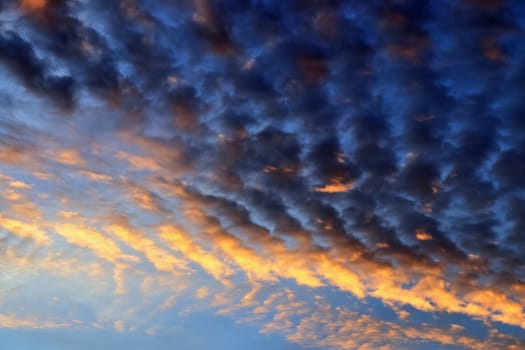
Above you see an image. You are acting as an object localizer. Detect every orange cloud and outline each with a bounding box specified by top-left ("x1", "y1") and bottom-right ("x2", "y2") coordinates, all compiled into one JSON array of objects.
[
  {"x1": 116, "y1": 132, "x2": 189, "y2": 176},
  {"x1": 57, "y1": 211, "x2": 80, "y2": 219},
  {"x1": 55, "y1": 149, "x2": 87, "y2": 167},
  {"x1": 105, "y1": 223, "x2": 188, "y2": 272},
  {"x1": 33, "y1": 171, "x2": 51, "y2": 180},
  {"x1": 161, "y1": 186, "x2": 323, "y2": 288},
  {"x1": 113, "y1": 320, "x2": 125, "y2": 332},
  {"x1": 52, "y1": 223, "x2": 135, "y2": 264},
  {"x1": 158, "y1": 224, "x2": 233, "y2": 282},
  {"x1": 115, "y1": 150, "x2": 161, "y2": 171},
  {"x1": 210, "y1": 230, "x2": 275, "y2": 281},
  {"x1": 366, "y1": 267, "x2": 525, "y2": 329},
  {"x1": 78, "y1": 170, "x2": 112, "y2": 182},
  {"x1": 1, "y1": 189, "x2": 24, "y2": 201},
  {"x1": 415, "y1": 229, "x2": 433, "y2": 241},
  {"x1": 8, "y1": 180, "x2": 32, "y2": 189},
  {"x1": 196, "y1": 286, "x2": 210, "y2": 299},
  {"x1": 465, "y1": 288, "x2": 525, "y2": 328},
  {"x1": 0, "y1": 147, "x2": 34, "y2": 165},
  {"x1": 272, "y1": 252, "x2": 324, "y2": 288},
  {"x1": 0, "y1": 215, "x2": 49, "y2": 243},
  {"x1": 0, "y1": 313, "x2": 68, "y2": 329},
  {"x1": 314, "y1": 178, "x2": 354, "y2": 193},
  {"x1": 152, "y1": 177, "x2": 525, "y2": 330},
  {"x1": 279, "y1": 299, "x2": 523, "y2": 350},
  {"x1": 124, "y1": 183, "x2": 164, "y2": 212},
  {"x1": 8, "y1": 202, "x2": 42, "y2": 220},
  {"x1": 20, "y1": 0, "x2": 46, "y2": 11},
  {"x1": 317, "y1": 256, "x2": 365, "y2": 298}
]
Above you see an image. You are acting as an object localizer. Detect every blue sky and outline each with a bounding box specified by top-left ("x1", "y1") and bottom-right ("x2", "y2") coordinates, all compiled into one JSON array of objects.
[{"x1": 0, "y1": 0, "x2": 524, "y2": 349}]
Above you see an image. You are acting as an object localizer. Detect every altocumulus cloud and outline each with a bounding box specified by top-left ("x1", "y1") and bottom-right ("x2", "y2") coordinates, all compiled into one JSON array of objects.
[{"x1": 0, "y1": 0, "x2": 524, "y2": 349}]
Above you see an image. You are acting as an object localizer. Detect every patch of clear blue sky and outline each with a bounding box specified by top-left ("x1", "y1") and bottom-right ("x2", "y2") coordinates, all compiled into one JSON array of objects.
[{"x1": 0, "y1": 311, "x2": 309, "y2": 350}]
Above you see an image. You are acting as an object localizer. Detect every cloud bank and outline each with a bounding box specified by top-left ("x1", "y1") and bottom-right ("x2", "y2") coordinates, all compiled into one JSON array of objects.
[{"x1": 0, "y1": 0, "x2": 524, "y2": 349}]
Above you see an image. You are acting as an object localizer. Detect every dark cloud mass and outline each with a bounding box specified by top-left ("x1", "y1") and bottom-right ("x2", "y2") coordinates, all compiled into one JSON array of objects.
[{"x1": 1, "y1": 0, "x2": 525, "y2": 349}]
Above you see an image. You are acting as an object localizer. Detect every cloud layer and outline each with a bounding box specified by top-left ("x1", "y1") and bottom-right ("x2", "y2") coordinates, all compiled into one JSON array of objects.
[{"x1": 0, "y1": 0, "x2": 524, "y2": 349}]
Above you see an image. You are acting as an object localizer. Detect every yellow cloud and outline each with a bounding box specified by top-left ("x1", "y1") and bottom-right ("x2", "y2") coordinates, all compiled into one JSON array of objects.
[
  {"x1": 160, "y1": 181, "x2": 525, "y2": 330},
  {"x1": 8, "y1": 180, "x2": 31, "y2": 189},
  {"x1": 105, "y1": 224, "x2": 188, "y2": 272},
  {"x1": 52, "y1": 223, "x2": 134, "y2": 264},
  {"x1": 158, "y1": 224, "x2": 233, "y2": 282},
  {"x1": 57, "y1": 211, "x2": 80, "y2": 219},
  {"x1": 0, "y1": 215, "x2": 49, "y2": 243},
  {"x1": 317, "y1": 255, "x2": 365, "y2": 299},
  {"x1": 172, "y1": 198, "x2": 325, "y2": 288},
  {"x1": 196, "y1": 286, "x2": 210, "y2": 299}
]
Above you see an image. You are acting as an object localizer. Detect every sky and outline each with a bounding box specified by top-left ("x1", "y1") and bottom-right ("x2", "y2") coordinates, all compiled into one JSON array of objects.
[{"x1": 0, "y1": 0, "x2": 524, "y2": 349}]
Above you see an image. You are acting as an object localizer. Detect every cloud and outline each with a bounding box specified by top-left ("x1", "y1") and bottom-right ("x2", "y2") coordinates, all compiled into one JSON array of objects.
[
  {"x1": 158, "y1": 223, "x2": 233, "y2": 283},
  {"x1": 20, "y1": 0, "x2": 46, "y2": 12},
  {"x1": 0, "y1": 31, "x2": 75, "y2": 108},
  {"x1": 104, "y1": 217, "x2": 189, "y2": 272},
  {"x1": 113, "y1": 320, "x2": 125, "y2": 332},
  {"x1": 0, "y1": 313, "x2": 68, "y2": 329},
  {"x1": 0, "y1": 0, "x2": 524, "y2": 348},
  {"x1": 0, "y1": 215, "x2": 49, "y2": 244},
  {"x1": 52, "y1": 222, "x2": 136, "y2": 264},
  {"x1": 313, "y1": 179, "x2": 354, "y2": 193},
  {"x1": 55, "y1": 149, "x2": 87, "y2": 167},
  {"x1": 115, "y1": 151, "x2": 161, "y2": 172}
]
